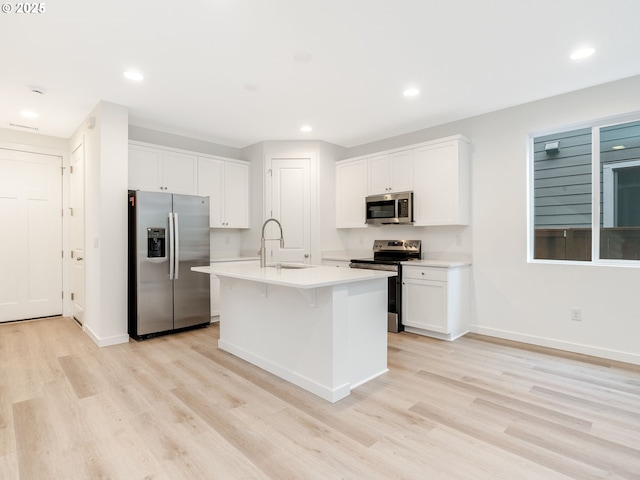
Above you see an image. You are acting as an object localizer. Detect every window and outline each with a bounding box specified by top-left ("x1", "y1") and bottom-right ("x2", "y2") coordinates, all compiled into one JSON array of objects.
[
  {"x1": 600, "y1": 120, "x2": 640, "y2": 260},
  {"x1": 531, "y1": 118, "x2": 640, "y2": 263}
]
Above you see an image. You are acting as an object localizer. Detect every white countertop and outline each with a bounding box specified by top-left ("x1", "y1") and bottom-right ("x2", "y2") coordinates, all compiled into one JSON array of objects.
[
  {"x1": 402, "y1": 259, "x2": 471, "y2": 268},
  {"x1": 321, "y1": 251, "x2": 470, "y2": 268},
  {"x1": 210, "y1": 257, "x2": 259, "y2": 263},
  {"x1": 192, "y1": 263, "x2": 396, "y2": 289},
  {"x1": 321, "y1": 251, "x2": 371, "y2": 262}
]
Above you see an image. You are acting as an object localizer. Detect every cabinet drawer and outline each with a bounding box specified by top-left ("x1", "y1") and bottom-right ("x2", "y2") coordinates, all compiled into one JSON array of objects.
[{"x1": 402, "y1": 266, "x2": 448, "y2": 282}]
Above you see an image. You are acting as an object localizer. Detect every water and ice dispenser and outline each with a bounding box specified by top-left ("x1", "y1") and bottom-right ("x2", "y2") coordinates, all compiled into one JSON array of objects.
[{"x1": 147, "y1": 228, "x2": 166, "y2": 258}]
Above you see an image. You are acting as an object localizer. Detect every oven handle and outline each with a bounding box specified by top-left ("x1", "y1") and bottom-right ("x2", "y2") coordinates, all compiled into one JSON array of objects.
[{"x1": 349, "y1": 262, "x2": 399, "y2": 273}]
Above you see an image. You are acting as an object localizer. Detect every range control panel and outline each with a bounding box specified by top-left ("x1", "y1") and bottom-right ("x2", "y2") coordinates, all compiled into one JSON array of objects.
[{"x1": 372, "y1": 240, "x2": 421, "y2": 253}]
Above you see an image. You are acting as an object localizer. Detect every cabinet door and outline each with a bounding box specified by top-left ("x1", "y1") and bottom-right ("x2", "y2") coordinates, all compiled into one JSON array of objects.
[
  {"x1": 413, "y1": 140, "x2": 469, "y2": 225},
  {"x1": 390, "y1": 150, "x2": 414, "y2": 192},
  {"x1": 197, "y1": 157, "x2": 224, "y2": 227},
  {"x1": 402, "y1": 278, "x2": 449, "y2": 333},
  {"x1": 336, "y1": 159, "x2": 368, "y2": 228},
  {"x1": 223, "y1": 161, "x2": 249, "y2": 228},
  {"x1": 128, "y1": 145, "x2": 163, "y2": 191},
  {"x1": 368, "y1": 154, "x2": 390, "y2": 194},
  {"x1": 163, "y1": 151, "x2": 198, "y2": 195}
]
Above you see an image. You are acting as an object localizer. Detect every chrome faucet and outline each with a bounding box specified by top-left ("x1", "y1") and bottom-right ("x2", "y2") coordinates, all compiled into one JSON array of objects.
[{"x1": 260, "y1": 218, "x2": 285, "y2": 267}]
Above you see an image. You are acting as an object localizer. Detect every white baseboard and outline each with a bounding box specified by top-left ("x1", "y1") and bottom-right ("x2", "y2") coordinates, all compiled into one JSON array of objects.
[
  {"x1": 219, "y1": 339, "x2": 351, "y2": 403},
  {"x1": 83, "y1": 324, "x2": 129, "y2": 348},
  {"x1": 469, "y1": 325, "x2": 640, "y2": 366}
]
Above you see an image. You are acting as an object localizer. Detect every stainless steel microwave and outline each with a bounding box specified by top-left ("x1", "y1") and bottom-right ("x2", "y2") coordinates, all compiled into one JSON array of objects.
[{"x1": 365, "y1": 191, "x2": 413, "y2": 225}]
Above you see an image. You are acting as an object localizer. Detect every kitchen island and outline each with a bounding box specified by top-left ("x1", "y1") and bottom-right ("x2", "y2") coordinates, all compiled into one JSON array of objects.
[{"x1": 192, "y1": 263, "x2": 395, "y2": 402}]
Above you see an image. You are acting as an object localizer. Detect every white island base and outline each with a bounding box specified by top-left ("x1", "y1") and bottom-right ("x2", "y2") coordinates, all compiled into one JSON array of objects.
[{"x1": 203, "y1": 265, "x2": 392, "y2": 403}]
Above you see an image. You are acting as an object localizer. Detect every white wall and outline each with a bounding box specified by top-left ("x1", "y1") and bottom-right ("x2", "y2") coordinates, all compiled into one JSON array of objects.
[
  {"x1": 240, "y1": 140, "x2": 346, "y2": 263},
  {"x1": 71, "y1": 101, "x2": 129, "y2": 347},
  {"x1": 129, "y1": 125, "x2": 242, "y2": 159},
  {"x1": 345, "y1": 75, "x2": 640, "y2": 364},
  {"x1": 0, "y1": 128, "x2": 68, "y2": 151}
]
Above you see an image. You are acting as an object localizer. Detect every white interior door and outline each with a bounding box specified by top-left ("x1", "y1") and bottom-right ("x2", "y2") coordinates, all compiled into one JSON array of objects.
[
  {"x1": 70, "y1": 143, "x2": 85, "y2": 324},
  {"x1": 265, "y1": 157, "x2": 311, "y2": 264},
  {"x1": 0, "y1": 148, "x2": 62, "y2": 322}
]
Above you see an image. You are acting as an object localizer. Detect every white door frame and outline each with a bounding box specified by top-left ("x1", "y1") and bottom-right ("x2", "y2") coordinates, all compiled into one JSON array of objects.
[
  {"x1": 264, "y1": 152, "x2": 318, "y2": 264},
  {"x1": 70, "y1": 140, "x2": 85, "y2": 324}
]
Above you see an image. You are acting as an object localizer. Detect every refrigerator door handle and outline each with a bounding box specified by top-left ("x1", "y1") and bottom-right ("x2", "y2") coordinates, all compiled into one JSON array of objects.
[
  {"x1": 174, "y1": 212, "x2": 180, "y2": 280},
  {"x1": 168, "y1": 212, "x2": 175, "y2": 280}
]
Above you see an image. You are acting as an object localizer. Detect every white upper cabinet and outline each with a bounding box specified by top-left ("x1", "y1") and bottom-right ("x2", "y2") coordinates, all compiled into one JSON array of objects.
[
  {"x1": 367, "y1": 150, "x2": 414, "y2": 194},
  {"x1": 335, "y1": 158, "x2": 368, "y2": 228},
  {"x1": 336, "y1": 135, "x2": 470, "y2": 228},
  {"x1": 197, "y1": 156, "x2": 249, "y2": 228},
  {"x1": 128, "y1": 142, "x2": 250, "y2": 228},
  {"x1": 413, "y1": 136, "x2": 470, "y2": 226},
  {"x1": 128, "y1": 145, "x2": 162, "y2": 190},
  {"x1": 128, "y1": 144, "x2": 197, "y2": 195}
]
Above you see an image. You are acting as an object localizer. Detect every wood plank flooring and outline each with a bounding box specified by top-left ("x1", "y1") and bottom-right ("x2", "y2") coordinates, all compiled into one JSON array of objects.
[{"x1": 1, "y1": 317, "x2": 639, "y2": 479}]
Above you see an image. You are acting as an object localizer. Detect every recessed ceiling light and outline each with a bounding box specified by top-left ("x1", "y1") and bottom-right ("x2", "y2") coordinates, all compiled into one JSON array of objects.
[
  {"x1": 570, "y1": 47, "x2": 595, "y2": 60},
  {"x1": 21, "y1": 110, "x2": 38, "y2": 119},
  {"x1": 124, "y1": 71, "x2": 144, "y2": 81},
  {"x1": 403, "y1": 88, "x2": 420, "y2": 97},
  {"x1": 612, "y1": 145, "x2": 626, "y2": 150},
  {"x1": 300, "y1": 125, "x2": 312, "y2": 132},
  {"x1": 294, "y1": 52, "x2": 312, "y2": 64}
]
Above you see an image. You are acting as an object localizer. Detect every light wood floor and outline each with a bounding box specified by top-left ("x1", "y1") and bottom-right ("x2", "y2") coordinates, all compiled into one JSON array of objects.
[{"x1": 1, "y1": 317, "x2": 639, "y2": 479}]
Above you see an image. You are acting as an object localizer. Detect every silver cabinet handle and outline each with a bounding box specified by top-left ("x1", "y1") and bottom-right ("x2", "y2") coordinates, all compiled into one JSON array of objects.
[{"x1": 76, "y1": 257, "x2": 83, "y2": 261}]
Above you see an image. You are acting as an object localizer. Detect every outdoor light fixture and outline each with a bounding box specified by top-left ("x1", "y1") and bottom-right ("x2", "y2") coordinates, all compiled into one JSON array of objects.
[{"x1": 545, "y1": 141, "x2": 560, "y2": 153}]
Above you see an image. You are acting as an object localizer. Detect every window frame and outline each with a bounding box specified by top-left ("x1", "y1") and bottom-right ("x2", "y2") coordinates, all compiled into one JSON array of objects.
[
  {"x1": 528, "y1": 111, "x2": 640, "y2": 267},
  {"x1": 602, "y1": 159, "x2": 640, "y2": 227}
]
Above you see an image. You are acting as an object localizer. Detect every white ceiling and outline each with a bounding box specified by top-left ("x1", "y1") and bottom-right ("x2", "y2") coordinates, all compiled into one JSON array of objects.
[{"x1": 2, "y1": 0, "x2": 640, "y2": 148}]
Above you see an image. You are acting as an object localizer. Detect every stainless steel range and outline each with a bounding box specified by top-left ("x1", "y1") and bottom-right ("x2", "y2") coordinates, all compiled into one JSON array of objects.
[{"x1": 350, "y1": 240, "x2": 421, "y2": 333}]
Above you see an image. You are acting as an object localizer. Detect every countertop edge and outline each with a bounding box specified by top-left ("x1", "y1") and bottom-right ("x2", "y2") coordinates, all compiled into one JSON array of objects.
[{"x1": 192, "y1": 265, "x2": 395, "y2": 289}]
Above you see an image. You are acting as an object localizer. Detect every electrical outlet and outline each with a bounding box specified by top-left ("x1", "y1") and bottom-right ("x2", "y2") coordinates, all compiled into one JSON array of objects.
[
  {"x1": 456, "y1": 234, "x2": 462, "y2": 247},
  {"x1": 571, "y1": 308, "x2": 582, "y2": 321}
]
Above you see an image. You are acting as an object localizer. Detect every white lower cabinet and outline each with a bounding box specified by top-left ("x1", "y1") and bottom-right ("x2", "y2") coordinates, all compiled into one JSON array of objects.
[
  {"x1": 402, "y1": 264, "x2": 470, "y2": 341},
  {"x1": 210, "y1": 259, "x2": 259, "y2": 318}
]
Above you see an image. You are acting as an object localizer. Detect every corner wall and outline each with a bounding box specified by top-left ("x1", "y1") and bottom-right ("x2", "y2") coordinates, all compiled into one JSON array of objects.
[
  {"x1": 346, "y1": 75, "x2": 640, "y2": 365},
  {"x1": 71, "y1": 101, "x2": 129, "y2": 347}
]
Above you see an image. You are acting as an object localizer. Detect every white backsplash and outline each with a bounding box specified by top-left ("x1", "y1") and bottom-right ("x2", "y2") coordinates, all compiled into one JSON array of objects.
[{"x1": 336, "y1": 224, "x2": 472, "y2": 262}]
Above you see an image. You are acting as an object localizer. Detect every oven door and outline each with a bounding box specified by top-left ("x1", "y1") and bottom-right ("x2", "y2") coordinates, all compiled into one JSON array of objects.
[{"x1": 365, "y1": 195, "x2": 397, "y2": 225}]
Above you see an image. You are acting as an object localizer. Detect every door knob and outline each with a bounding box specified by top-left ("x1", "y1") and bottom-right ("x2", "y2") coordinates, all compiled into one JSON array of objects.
[
  {"x1": 304, "y1": 254, "x2": 309, "y2": 258},
  {"x1": 76, "y1": 257, "x2": 83, "y2": 261}
]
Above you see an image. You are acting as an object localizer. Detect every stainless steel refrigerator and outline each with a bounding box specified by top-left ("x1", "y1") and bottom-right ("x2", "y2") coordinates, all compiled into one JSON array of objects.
[{"x1": 128, "y1": 190, "x2": 210, "y2": 340}]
